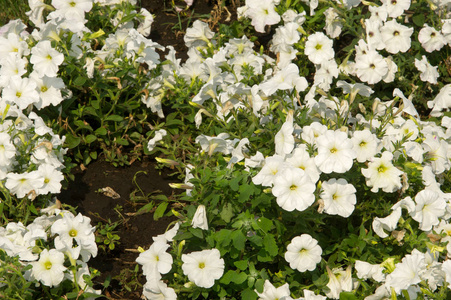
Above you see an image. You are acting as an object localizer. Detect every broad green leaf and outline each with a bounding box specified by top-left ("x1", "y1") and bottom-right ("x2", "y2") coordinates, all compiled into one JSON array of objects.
[
  {"x1": 73, "y1": 76, "x2": 86, "y2": 86},
  {"x1": 340, "y1": 292, "x2": 358, "y2": 300},
  {"x1": 241, "y1": 288, "x2": 258, "y2": 300},
  {"x1": 220, "y1": 203, "x2": 234, "y2": 223},
  {"x1": 232, "y1": 230, "x2": 246, "y2": 251},
  {"x1": 255, "y1": 217, "x2": 274, "y2": 233},
  {"x1": 263, "y1": 235, "x2": 278, "y2": 257}
]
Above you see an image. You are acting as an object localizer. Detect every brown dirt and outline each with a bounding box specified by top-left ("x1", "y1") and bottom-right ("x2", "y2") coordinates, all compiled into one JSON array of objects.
[{"x1": 59, "y1": 158, "x2": 179, "y2": 299}]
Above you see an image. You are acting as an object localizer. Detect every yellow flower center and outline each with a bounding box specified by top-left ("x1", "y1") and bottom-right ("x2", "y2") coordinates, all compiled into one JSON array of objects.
[
  {"x1": 41, "y1": 86, "x2": 48, "y2": 92},
  {"x1": 377, "y1": 164, "x2": 387, "y2": 173},
  {"x1": 359, "y1": 141, "x2": 366, "y2": 147},
  {"x1": 69, "y1": 229, "x2": 78, "y2": 237},
  {"x1": 290, "y1": 185, "x2": 297, "y2": 191},
  {"x1": 199, "y1": 262, "x2": 205, "y2": 269},
  {"x1": 315, "y1": 44, "x2": 322, "y2": 50},
  {"x1": 16, "y1": 92, "x2": 22, "y2": 98},
  {"x1": 44, "y1": 261, "x2": 52, "y2": 270},
  {"x1": 330, "y1": 147, "x2": 337, "y2": 153}
]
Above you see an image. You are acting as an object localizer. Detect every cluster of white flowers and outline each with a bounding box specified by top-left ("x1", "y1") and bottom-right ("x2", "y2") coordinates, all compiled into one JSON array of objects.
[
  {"x1": 0, "y1": 206, "x2": 99, "y2": 294},
  {"x1": 135, "y1": 222, "x2": 225, "y2": 299},
  {"x1": 142, "y1": 2, "x2": 451, "y2": 296},
  {"x1": 0, "y1": 104, "x2": 66, "y2": 200}
]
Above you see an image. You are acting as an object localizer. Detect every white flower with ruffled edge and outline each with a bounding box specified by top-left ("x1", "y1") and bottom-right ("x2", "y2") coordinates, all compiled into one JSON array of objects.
[
  {"x1": 285, "y1": 234, "x2": 322, "y2": 272},
  {"x1": 181, "y1": 248, "x2": 224, "y2": 288}
]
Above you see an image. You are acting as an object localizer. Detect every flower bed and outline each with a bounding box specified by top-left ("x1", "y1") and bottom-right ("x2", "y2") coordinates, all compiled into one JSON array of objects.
[{"x1": 1, "y1": 0, "x2": 451, "y2": 299}]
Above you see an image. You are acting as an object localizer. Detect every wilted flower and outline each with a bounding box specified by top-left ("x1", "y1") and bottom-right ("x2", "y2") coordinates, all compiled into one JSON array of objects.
[{"x1": 191, "y1": 204, "x2": 208, "y2": 230}]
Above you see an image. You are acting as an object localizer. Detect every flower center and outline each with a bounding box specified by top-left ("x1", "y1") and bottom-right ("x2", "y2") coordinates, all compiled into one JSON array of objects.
[
  {"x1": 44, "y1": 261, "x2": 52, "y2": 270},
  {"x1": 332, "y1": 193, "x2": 338, "y2": 200},
  {"x1": 44, "y1": 178, "x2": 50, "y2": 184},
  {"x1": 330, "y1": 147, "x2": 337, "y2": 153},
  {"x1": 16, "y1": 92, "x2": 22, "y2": 98},
  {"x1": 431, "y1": 32, "x2": 436, "y2": 38},
  {"x1": 393, "y1": 31, "x2": 399, "y2": 36},
  {"x1": 41, "y1": 86, "x2": 48, "y2": 92},
  {"x1": 359, "y1": 141, "x2": 366, "y2": 147},
  {"x1": 46, "y1": 54, "x2": 52, "y2": 60},
  {"x1": 69, "y1": 1, "x2": 76, "y2": 7},
  {"x1": 156, "y1": 255, "x2": 159, "y2": 261},
  {"x1": 299, "y1": 248, "x2": 308, "y2": 255},
  {"x1": 69, "y1": 229, "x2": 78, "y2": 237},
  {"x1": 315, "y1": 43, "x2": 322, "y2": 50},
  {"x1": 199, "y1": 262, "x2": 205, "y2": 269},
  {"x1": 377, "y1": 164, "x2": 387, "y2": 173},
  {"x1": 369, "y1": 63, "x2": 375, "y2": 69},
  {"x1": 290, "y1": 184, "x2": 297, "y2": 191},
  {"x1": 391, "y1": 0, "x2": 397, "y2": 4}
]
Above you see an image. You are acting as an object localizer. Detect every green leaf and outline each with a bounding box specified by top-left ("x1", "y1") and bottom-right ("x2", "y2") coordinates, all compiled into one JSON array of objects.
[
  {"x1": 115, "y1": 137, "x2": 129, "y2": 146},
  {"x1": 220, "y1": 203, "x2": 234, "y2": 223},
  {"x1": 189, "y1": 227, "x2": 204, "y2": 239},
  {"x1": 105, "y1": 115, "x2": 123, "y2": 122},
  {"x1": 232, "y1": 272, "x2": 247, "y2": 284},
  {"x1": 263, "y1": 235, "x2": 278, "y2": 257},
  {"x1": 73, "y1": 76, "x2": 86, "y2": 86},
  {"x1": 412, "y1": 14, "x2": 425, "y2": 27},
  {"x1": 153, "y1": 202, "x2": 168, "y2": 220},
  {"x1": 91, "y1": 100, "x2": 100, "y2": 110},
  {"x1": 255, "y1": 217, "x2": 274, "y2": 233},
  {"x1": 85, "y1": 134, "x2": 97, "y2": 144},
  {"x1": 241, "y1": 288, "x2": 258, "y2": 300},
  {"x1": 95, "y1": 127, "x2": 108, "y2": 136},
  {"x1": 234, "y1": 260, "x2": 248, "y2": 271},
  {"x1": 238, "y1": 183, "x2": 253, "y2": 203},
  {"x1": 220, "y1": 270, "x2": 235, "y2": 284},
  {"x1": 230, "y1": 176, "x2": 241, "y2": 191},
  {"x1": 232, "y1": 230, "x2": 246, "y2": 251},
  {"x1": 65, "y1": 133, "x2": 81, "y2": 149},
  {"x1": 339, "y1": 292, "x2": 358, "y2": 300}
]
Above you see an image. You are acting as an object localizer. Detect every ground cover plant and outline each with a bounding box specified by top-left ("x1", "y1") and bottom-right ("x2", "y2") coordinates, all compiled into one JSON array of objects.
[{"x1": 2, "y1": 0, "x2": 451, "y2": 299}]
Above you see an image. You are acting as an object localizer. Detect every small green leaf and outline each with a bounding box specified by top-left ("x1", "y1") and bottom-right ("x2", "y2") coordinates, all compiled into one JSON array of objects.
[
  {"x1": 255, "y1": 217, "x2": 274, "y2": 233},
  {"x1": 85, "y1": 134, "x2": 97, "y2": 144},
  {"x1": 339, "y1": 292, "x2": 358, "y2": 300},
  {"x1": 105, "y1": 115, "x2": 123, "y2": 122},
  {"x1": 73, "y1": 76, "x2": 86, "y2": 86},
  {"x1": 95, "y1": 127, "x2": 107, "y2": 136},
  {"x1": 234, "y1": 260, "x2": 248, "y2": 271},
  {"x1": 189, "y1": 227, "x2": 204, "y2": 239},
  {"x1": 232, "y1": 272, "x2": 247, "y2": 284},
  {"x1": 65, "y1": 133, "x2": 81, "y2": 149},
  {"x1": 241, "y1": 288, "x2": 258, "y2": 300},
  {"x1": 154, "y1": 202, "x2": 168, "y2": 220}
]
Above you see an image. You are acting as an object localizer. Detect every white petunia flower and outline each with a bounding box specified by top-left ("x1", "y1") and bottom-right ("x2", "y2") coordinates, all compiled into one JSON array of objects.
[
  {"x1": 385, "y1": 250, "x2": 426, "y2": 293},
  {"x1": 274, "y1": 110, "x2": 295, "y2": 156},
  {"x1": 304, "y1": 32, "x2": 334, "y2": 64},
  {"x1": 418, "y1": 24, "x2": 445, "y2": 52},
  {"x1": 325, "y1": 266, "x2": 353, "y2": 299},
  {"x1": 354, "y1": 50, "x2": 388, "y2": 84},
  {"x1": 361, "y1": 151, "x2": 403, "y2": 193},
  {"x1": 255, "y1": 280, "x2": 293, "y2": 300},
  {"x1": 380, "y1": 20, "x2": 413, "y2": 54},
  {"x1": 147, "y1": 129, "x2": 167, "y2": 152},
  {"x1": 143, "y1": 280, "x2": 177, "y2": 300},
  {"x1": 2, "y1": 76, "x2": 40, "y2": 110},
  {"x1": 244, "y1": 0, "x2": 281, "y2": 33},
  {"x1": 320, "y1": 178, "x2": 356, "y2": 218},
  {"x1": 136, "y1": 241, "x2": 173, "y2": 277},
  {"x1": 30, "y1": 40, "x2": 64, "y2": 78},
  {"x1": 252, "y1": 155, "x2": 287, "y2": 187},
  {"x1": 30, "y1": 249, "x2": 66, "y2": 287},
  {"x1": 285, "y1": 234, "x2": 322, "y2": 272},
  {"x1": 285, "y1": 145, "x2": 320, "y2": 183},
  {"x1": 414, "y1": 55, "x2": 439, "y2": 84},
  {"x1": 372, "y1": 207, "x2": 402, "y2": 238},
  {"x1": 351, "y1": 129, "x2": 380, "y2": 163},
  {"x1": 411, "y1": 189, "x2": 446, "y2": 231},
  {"x1": 355, "y1": 260, "x2": 385, "y2": 282},
  {"x1": 5, "y1": 171, "x2": 43, "y2": 199},
  {"x1": 272, "y1": 167, "x2": 316, "y2": 212},
  {"x1": 314, "y1": 130, "x2": 356, "y2": 174},
  {"x1": 381, "y1": 0, "x2": 410, "y2": 18},
  {"x1": 181, "y1": 248, "x2": 224, "y2": 288}
]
